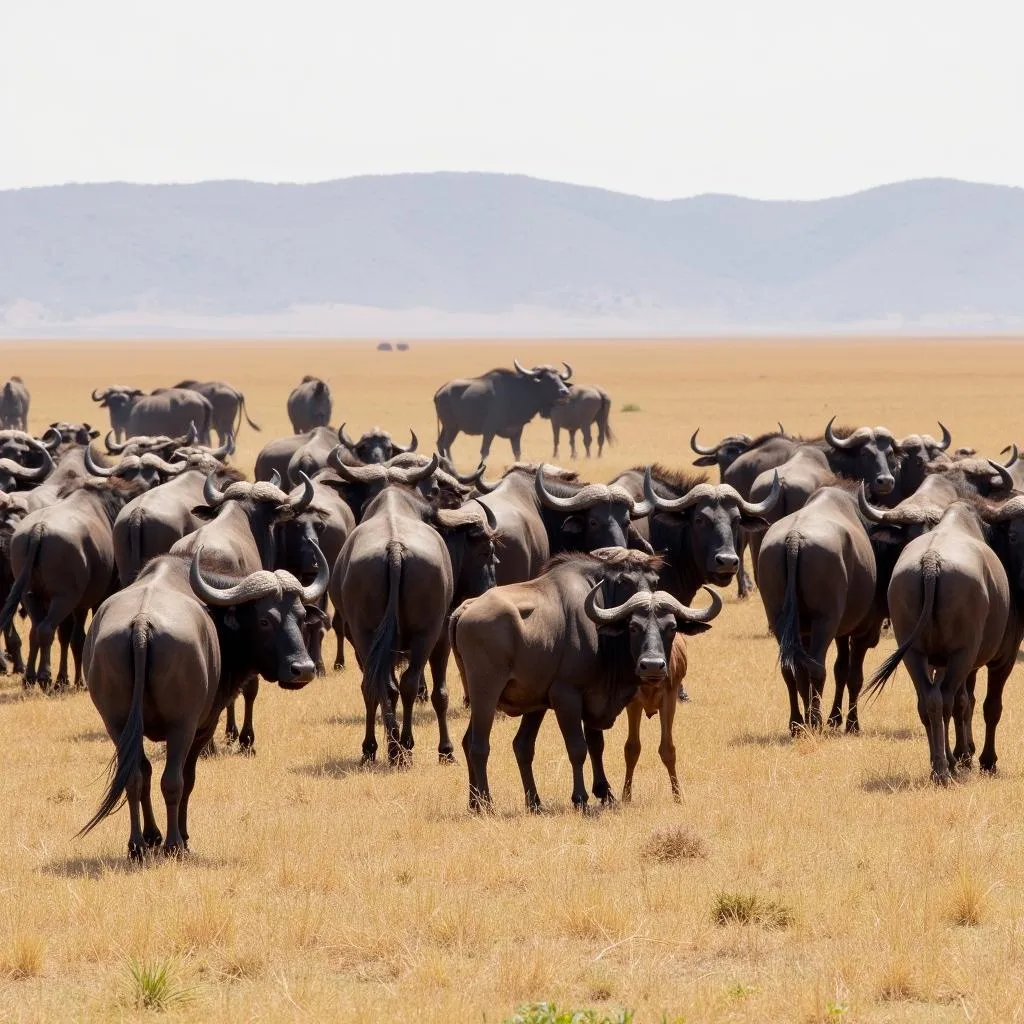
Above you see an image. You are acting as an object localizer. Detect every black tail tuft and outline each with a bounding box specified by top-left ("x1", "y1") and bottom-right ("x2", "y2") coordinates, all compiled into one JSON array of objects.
[{"x1": 363, "y1": 542, "x2": 403, "y2": 711}]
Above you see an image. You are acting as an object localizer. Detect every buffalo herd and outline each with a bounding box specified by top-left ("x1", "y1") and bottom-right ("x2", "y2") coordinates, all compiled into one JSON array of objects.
[{"x1": 0, "y1": 364, "x2": 1021, "y2": 860}]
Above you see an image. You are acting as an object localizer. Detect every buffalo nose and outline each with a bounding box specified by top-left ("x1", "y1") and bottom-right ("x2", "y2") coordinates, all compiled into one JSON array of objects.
[
  {"x1": 287, "y1": 658, "x2": 316, "y2": 684},
  {"x1": 874, "y1": 475, "x2": 895, "y2": 495},
  {"x1": 715, "y1": 552, "x2": 740, "y2": 571},
  {"x1": 637, "y1": 656, "x2": 667, "y2": 676}
]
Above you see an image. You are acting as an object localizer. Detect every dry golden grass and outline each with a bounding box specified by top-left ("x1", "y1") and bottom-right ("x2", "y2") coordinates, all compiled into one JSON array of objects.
[{"x1": 2, "y1": 336, "x2": 1024, "y2": 1022}]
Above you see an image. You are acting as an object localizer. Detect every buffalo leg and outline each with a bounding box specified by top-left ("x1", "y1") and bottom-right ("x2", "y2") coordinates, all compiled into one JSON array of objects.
[
  {"x1": 551, "y1": 691, "x2": 589, "y2": 809},
  {"x1": 736, "y1": 534, "x2": 754, "y2": 599},
  {"x1": 622, "y1": 700, "x2": 643, "y2": 802},
  {"x1": 965, "y1": 670, "x2": 978, "y2": 757},
  {"x1": 332, "y1": 609, "x2": 346, "y2": 670},
  {"x1": 238, "y1": 676, "x2": 258, "y2": 754},
  {"x1": 71, "y1": 609, "x2": 88, "y2": 688},
  {"x1": 979, "y1": 660, "x2": 1013, "y2": 773},
  {"x1": 125, "y1": 755, "x2": 147, "y2": 862},
  {"x1": 428, "y1": 636, "x2": 455, "y2": 762},
  {"x1": 463, "y1": 707, "x2": 496, "y2": 811},
  {"x1": 952, "y1": 679, "x2": 974, "y2": 770},
  {"x1": 437, "y1": 425, "x2": 458, "y2": 461},
  {"x1": 658, "y1": 687, "x2": 680, "y2": 800},
  {"x1": 508, "y1": 429, "x2": 524, "y2": 462},
  {"x1": 56, "y1": 618, "x2": 73, "y2": 690},
  {"x1": 397, "y1": 644, "x2": 430, "y2": 763},
  {"x1": 806, "y1": 621, "x2": 833, "y2": 730},
  {"x1": 781, "y1": 664, "x2": 804, "y2": 735},
  {"x1": 552, "y1": 423, "x2": 560, "y2": 458},
  {"x1": 586, "y1": 726, "x2": 615, "y2": 804},
  {"x1": 581, "y1": 424, "x2": 593, "y2": 458},
  {"x1": 512, "y1": 709, "x2": 547, "y2": 812},
  {"x1": 139, "y1": 752, "x2": 163, "y2": 849},
  {"x1": 828, "y1": 637, "x2": 851, "y2": 729},
  {"x1": 161, "y1": 725, "x2": 188, "y2": 856},
  {"x1": 480, "y1": 432, "x2": 496, "y2": 460},
  {"x1": 35, "y1": 598, "x2": 75, "y2": 690},
  {"x1": 905, "y1": 650, "x2": 950, "y2": 784},
  {"x1": 224, "y1": 699, "x2": 239, "y2": 743},
  {"x1": 6, "y1": 619, "x2": 23, "y2": 674},
  {"x1": 568, "y1": 429, "x2": 578, "y2": 459},
  {"x1": 23, "y1": 591, "x2": 46, "y2": 686},
  {"x1": 179, "y1": 726, "x2": 214, "y2": 850}
]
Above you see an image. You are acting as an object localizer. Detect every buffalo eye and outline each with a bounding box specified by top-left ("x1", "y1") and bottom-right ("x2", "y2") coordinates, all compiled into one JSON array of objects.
[
  {"x1": 258, "y1": 616, "x2": 272, "y2": 630},
  {"x1": 629, "y1": 621, "x2": 642, "y2": 634}
]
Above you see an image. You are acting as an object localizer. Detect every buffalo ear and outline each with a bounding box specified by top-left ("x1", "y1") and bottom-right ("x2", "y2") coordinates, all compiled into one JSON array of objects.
[
  {"x1": 305, "y1": 606, "x2": 331, "y2": 627},
  {"x1": 89, "y1": 429, "x2": 100, "y2": 439},
  {"x1": 692, "y1": 455, "x2": 718, "y2": 467},
  {"x1": 739, "y1": 514, "x2": 771, "y2": 535},
  {"x1": 190, "y1": 505, "x2": 218, "y2": 520},
  {"x1": 597, "y1": 622, "x2": 627, "y2": 638},
  {"x1": 560, "y1": 515, "x2": 584, "y2": 536},
  {"x1": 677, "y1": 621, "x2": 713, "y2": 636}
]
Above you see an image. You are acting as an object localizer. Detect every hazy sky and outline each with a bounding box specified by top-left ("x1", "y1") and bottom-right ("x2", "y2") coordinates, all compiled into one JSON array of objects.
[{"x1": 4, "y1": 0, "x2": 1022, "y2": 199}]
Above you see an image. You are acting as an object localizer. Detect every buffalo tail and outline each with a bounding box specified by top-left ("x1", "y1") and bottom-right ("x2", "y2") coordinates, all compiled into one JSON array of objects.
[
  {"x1": 775, "y1": 532, "x2": 819, "y2": 677},
  {"x1": 79, "y1": 620, "x2": 148, "y2": 836},
  {"x1": 364, "y1": 541, "x2": 403, "y2": 713},
  {"x1": 598, "y1": 391, "x2": 615, "y2": 446}
]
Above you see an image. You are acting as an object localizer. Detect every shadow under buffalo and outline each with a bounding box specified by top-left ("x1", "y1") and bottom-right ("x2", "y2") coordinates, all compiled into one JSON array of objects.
[
  {"x1": 43, "y1": 851, "x2": 235, "y2": 878},
  {"x1": 292, "y1": 756, "x2": 367, "y2": 779}
]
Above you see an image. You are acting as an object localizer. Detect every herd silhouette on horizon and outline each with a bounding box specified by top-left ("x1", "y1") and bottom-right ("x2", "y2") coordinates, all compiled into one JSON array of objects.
[{"x1": 1, "y1": 359, "x2": 1022, "y2": 859}]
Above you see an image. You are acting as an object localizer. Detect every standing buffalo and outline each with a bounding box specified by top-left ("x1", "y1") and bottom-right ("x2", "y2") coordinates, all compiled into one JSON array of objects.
[
  {"x1": 451, "y1": 549, "x2": 721, "y2": 811},
  {"x1": 287, "y1": 377, "x2": 332, "y2": 433},
  {"x1": 79, "y1": 547, "x2": 326, "y2": 859},
  {"x1": 173, "y1": 380, "x2": 261, "y2": 442},
  {"x1": 866, "y1": 492, "x2": 1024, "y2": 782},
  {"x1": 91, "y1": 386, "x2": 145, "y2": 442},
  {"x1": 435, "y1": 360, "x2": 573, "y2": 462},
  {"x1": 128, "y1": 389, "x2": 214, "y2": 445},
  {"x1": 0, "y1": 378, "x2": 30, "y2": 430},
  {"x1": 336, "y1": 425, "x2": 418, "y2": 466},
  {"x1": 550, "y1": 384, "x2": 614, "y2": 459}
]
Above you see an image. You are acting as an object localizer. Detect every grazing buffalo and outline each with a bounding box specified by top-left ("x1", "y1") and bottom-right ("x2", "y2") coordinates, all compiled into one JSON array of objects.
[
  {"x1": 79, "y1": 547, "x2": 327, "y2": 860},
  {"x1": 451, "y1": 549, "x2": 721, "y2": 811},
  {"x1": 336, "y1": 424, "x2": 418, "y2": 466},
  {"x1": 0, "y1": 477, "x2": 148, "y2": 689},
  {"x1": 287, "y1": 376, "x2": 332, "y2": 433},
  {"x1": 173, "y1": 380, "x2": 261, "y2": 442},
  {"x1": 127, "y1": 389, "x2": 214, "y2": 446},
  {"x1": 333, "y1": 483, "x2": 496, "y2": 763},
  {"x1": 171, "y1": 473, "x2": 315, "y2": 752},
  {"x1": 759, "y1": 485, "x2": 882, "y2": 735},
  {"x1": 91, "y1": 386, "x2": 145, "y2": 442},
  {"x1": 866, "y1": 494, "x2": 1024, "y2": 782},
  {"x1": 550, "y1": 384, "x2": 614, "y2": 459},
  {"x1": 0, "y1": 378, "x2": 30, "y2": 430},
  {"x1": 435, "y1": 360, "x2": 573, "y2": 461}
]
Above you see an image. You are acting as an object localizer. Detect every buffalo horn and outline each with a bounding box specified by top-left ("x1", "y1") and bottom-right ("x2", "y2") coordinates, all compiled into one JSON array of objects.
[
  {"x1": 824, "y1": 415, "x2": 854, "y2": 450},
  {"x1": 656, "y1": 585, "x2": 724, "y2": 624},
  {"x1": 203, "y1": 471, "x2": 227, "y2": 507},
  {"x1": 390, "y1": 429, "x2": 418, "y2": 456},
  {"x1": 337, "y1": 423, "x2": 358, "y2": 451},
  {"x1": 559, "y1": 361, "x2": 573, "y2": 381},
  {"x1": 84, "y1": 444, "x2": 115, "y2": 477},
  {"x1": 189, "y1": 549, "x2": 280, "y2": 607},
  {"x1": 475, "y1": 498, "x2": 497, "y2": 531},
  {"x1": 397, "y1": 452, "x2": 439, "y2": 485},
  {"x1": 689, "y1": 427, "x2": 718, "y2": 456},
  {"x1": 937, "y1": 421, "x2": 952, "y2": 451},
  {"x1": 91, "y1": 388, "x2": 107, "y2": 402},
  {"x1": 327, "y1": 449, "x2": 386, "y2": 482},
  {"x1": 299, "y1": 541, "x2": 330, "y2": 604},
  {"x1": 105, "y1": 431, "x2": 127, "y2": 454},
  {"x1": 513, "y1": 358, "x2": 541, "y2": 379},
  {"x1": 39, "y1": 427, "x2": 62, "y2": 451},
  {"x1": 287, "y1": 472, "x2": 315, "y2": 514},
  {"x1": 988, "y1": 460, "x2": 1015, "y2": 492},
  {"x1": 1002, "y1": 443, "x2": 1019, "y2": 468},
  {"x1": 738, "y1": 471, "x2": 781, "y2": 516}
]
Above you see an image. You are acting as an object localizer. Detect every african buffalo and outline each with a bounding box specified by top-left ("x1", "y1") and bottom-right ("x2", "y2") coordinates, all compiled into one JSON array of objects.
[
  {"x1": 0, "y1": 378, "x2": 30, "y2": 430},
  {"x1": 170, "y1": 473, "x2": 315, "y2": 752},
  {"x1": 866, "y1": 493, "x2": 1024, "y2": 783},
  {"x1": 550, "y1": 384, "x2": 614, "y2": 459},
  {"x1": 336, "y1": 424, "x2": 417, "y2": 466},
  {"x1": 287, "y1": 376, "x2": 332, "y2": 433},
  {"x1": 91, "y1": 386, "x2": 145, "y2": 442},
  {"x1": 333, "y1": 483, "x2": 496, "y2": 764},
  {"x1": 79, "y1": 546, "x2": 327, "y2": 859},
  {"x1": 173, "y1": 380, "x2": 261, "y2": 442},
  {"x1": 451, "y1": 549, "x2": 721, "y2": 811},
  {"x1": 0, "y1": 477, "x2": 149, "y2": 689},
  {"x1": 435, "y1": 360, "x2": 573, "y2": 462},
  {"x1": 127, "y1": 389, "x2": 214, "y2": 446}
]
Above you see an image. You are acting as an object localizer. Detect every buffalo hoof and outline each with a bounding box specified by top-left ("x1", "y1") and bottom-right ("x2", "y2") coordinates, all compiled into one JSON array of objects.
[
  {"x1": 314, "y1": 661, "x2": 327, "y2": 678},
  {"x1": 0, "y1": 659, "x2": 7, "y2": 676},
  {"x1": 416, "y1": 689, "x2": 429, "y2": 704},
  {"x1": 789, "y1": 719, "x2": 805, "y2": 738},
  {"x1": 127, "y1": 840, "x2": 146, "y2": 863},
  {"x1": 333, "y1": 661, "x2": 345, "y2": 672},
  {"x1": 439, "y1": 750, "x2": 456, "y2": 765},
  {"x1": 525, "y1": 795, "x2": 544, "y2": 814},
  {"x1": 238, "y1": 732, "x2": 255, "y2": 755},
  {"x1": 200, "y1": 738, "x2": 217, "y2": 758},
  {"x1": 980, "y1": 760, "x2": 997, "y2": 775},
  {"x1": 163, "y1": 843, "x2": 188, "y2": 860},
  {"x1": 827, "y1": 712, "x2": 842, "y2": 729},
  {"x1": 224, "y1": 724, "x2": 239, "y2": 743},
  {"x1": 956, "y1": 756, "x2": 974, "y2": 773},
  {"x1": 238, "y1": 744, "x2": 256, "y2": 758},
  {"x1": 143, "y1": 827, "x2": 164, "y2": 849},
  {"x1": 845, "y1": 718, "x2": 861, "y2": 735},
  {"x1": 677, "y1": 687, "x2": 690, "y2": 703},
  {"x1": 931, "y1": 769, "x2": 953, "y2": 787}
]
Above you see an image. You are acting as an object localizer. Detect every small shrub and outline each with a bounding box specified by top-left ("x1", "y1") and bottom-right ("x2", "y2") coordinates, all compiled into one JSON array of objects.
[
  {"x1": 712, "y1": 892, "x2": 794, "y2": 929},
  {"x1": 126, "y1": 958, "x2": 191, "y2": 1012},
  {"x1": 643, "y1": 825, "x2": 708, "y2": 862},
  {"x1": 503, "y1": 1003, "x2": 634, "y2": 1024},
  {"x1": 620, "y1": 403, "x2": 641, "y2": 413}
]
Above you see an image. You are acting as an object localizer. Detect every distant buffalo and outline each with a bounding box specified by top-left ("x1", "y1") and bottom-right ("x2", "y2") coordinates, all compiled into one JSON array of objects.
[
  {"x1": 0, "y1": 378, "x2": 29, "y2": 431},
  {"x1": 550, "y1": 384, "x2": 613, "y2": 459},
  {"x1": 287, "y1": 377, "x2": 332, "y2": 434},
  {"x1": 173, "y1": 381, "x2": 260, "y2": 443},
  {"x1": 435, "y1": 360, "x2": 572, "y2": 462}
]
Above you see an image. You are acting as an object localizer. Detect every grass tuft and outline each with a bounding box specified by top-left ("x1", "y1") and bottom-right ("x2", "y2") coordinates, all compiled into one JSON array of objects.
[
  {"x1": 620, "y1": 403, "x2": 642, "y2": 413},
  {"x1": 643, "y1": 825, "x2": 708, "y2": 862},
  {"x1": 126, "y1": 958, "x2": 191, "y2": 1011},
  {"x1": 711, "y1": 892, "x2": 794, "y2": 929},
  {"x1": 503, "y1": 1004, "x2": 633, "y2": 1024},
  {"x1": 0, "y1": 934, "x2": 45, "y2": 980}
]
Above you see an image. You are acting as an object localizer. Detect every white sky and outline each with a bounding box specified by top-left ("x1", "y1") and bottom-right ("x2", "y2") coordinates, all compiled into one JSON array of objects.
[{"x1": 3, "y1": 0, "x2": 1022, "y2": 199}]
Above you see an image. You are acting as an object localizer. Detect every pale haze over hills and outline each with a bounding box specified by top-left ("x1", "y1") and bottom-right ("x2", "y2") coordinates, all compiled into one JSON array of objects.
[{"x1": 2, "y1": 173, "x2": 1023, "y2": 338}]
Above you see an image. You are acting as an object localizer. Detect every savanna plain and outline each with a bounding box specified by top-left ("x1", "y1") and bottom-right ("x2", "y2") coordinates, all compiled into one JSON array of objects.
[{"x1": 4, "y1": 337, "x2": 1024, "y2": 1024}]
